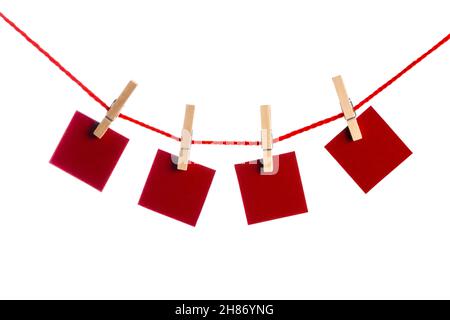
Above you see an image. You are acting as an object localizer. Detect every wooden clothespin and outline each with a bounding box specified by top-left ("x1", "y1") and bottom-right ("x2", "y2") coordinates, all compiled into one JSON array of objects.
[
  {"x1": 260, "y1": 105, "x2": 273, "y2": 173},
  {"x1": 332, "y1": 75, "x2": 362, "y2": 141},
  {"x1": 177, "y1": 104, "x2": 195, "y2": 171},
  {"x1": 93, "y1": 81, "x2": 138, "y2": 139}
]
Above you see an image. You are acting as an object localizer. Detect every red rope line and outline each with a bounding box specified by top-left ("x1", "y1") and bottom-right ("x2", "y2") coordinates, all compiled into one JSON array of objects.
[
  {"x1": 0, "y1": 11, "x2": 179, "y2": 143},
  {"x1": 1, "y1": 11, "x2": 449, "y2": 146},
  {"x1": 276, "y1": 33, "x2": 450, "y2": 143}
]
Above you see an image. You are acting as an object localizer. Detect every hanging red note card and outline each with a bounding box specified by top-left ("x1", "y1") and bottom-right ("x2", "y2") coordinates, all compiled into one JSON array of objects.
[
  {"x1": 325, "y1": 106, "x2": 412, "y2": 193},
  {"x1": 235, "y1": 151, "x2": 308, "y2": 225},
  {"x1": 139, "y1": 149, "x2": 215, "y2": 227},
  {"x1": 50, "y1": 111, "x2": 129, "y2": 191}
]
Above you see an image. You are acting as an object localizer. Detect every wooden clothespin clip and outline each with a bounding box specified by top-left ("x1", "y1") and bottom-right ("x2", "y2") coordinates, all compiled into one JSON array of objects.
[
  {"x1": 177, "y1": 104, "x2": 195, "y2": 171},
  {"x1": 260, "y1": 105, "x2": 273, "y2": 173},
  {"x1": 93, "y1": 81, "x2": 138, "y2": 139},
  {"x1": 332, "y1": 75, "x2": 362, "y2": 141}
]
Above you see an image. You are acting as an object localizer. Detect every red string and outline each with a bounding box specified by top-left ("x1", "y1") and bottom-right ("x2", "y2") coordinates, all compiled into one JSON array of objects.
[
  {"x1": 276, "y1": 33, "x2": 450, "y2": 143},
  {"x1": 1, "y1": 11, "x2": 449, "y2": 146},
  {"x1": 0, "y1": 11, "x2": 179, "y2": 143}
]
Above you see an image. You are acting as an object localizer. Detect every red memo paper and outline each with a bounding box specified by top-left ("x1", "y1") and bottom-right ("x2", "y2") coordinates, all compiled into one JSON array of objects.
[
  {"x1": 50, "y1": 111, "x2": 128, "y2": 191},
  {"x1": 326, "y1": 106, "x2": 412, "y2": 193},
  {"x1": 139, "y1": 149, "x2": 215, "y2": 227},
  {"x1": 235, "y1": 151, "x2": 308, "y2": 225}
]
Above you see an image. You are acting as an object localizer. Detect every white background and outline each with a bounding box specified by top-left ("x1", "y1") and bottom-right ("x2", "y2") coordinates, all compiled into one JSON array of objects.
[{"x1": 0, "y1": 0, "x2": 449, "y2": 299}]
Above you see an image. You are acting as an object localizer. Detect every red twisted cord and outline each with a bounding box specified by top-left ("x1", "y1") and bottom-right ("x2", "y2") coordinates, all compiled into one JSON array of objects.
[{"x1": 1, "y1": 11, "x2": 449, "y2": 146}]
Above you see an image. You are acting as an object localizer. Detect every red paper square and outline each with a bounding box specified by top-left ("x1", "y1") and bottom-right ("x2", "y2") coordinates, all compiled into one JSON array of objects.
[
  {"x1": 325, "y1": 106, "x2": 412, "y2": 193},
  {"x1": 50, "y1": 111, "x2": 129, "y2": 191},
  {"x1": 234, "y1": 151, "x2": 308, "y2": 225},
  {"x1": 139, "y1": 149, "x2": 216, "y2": 227}
]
